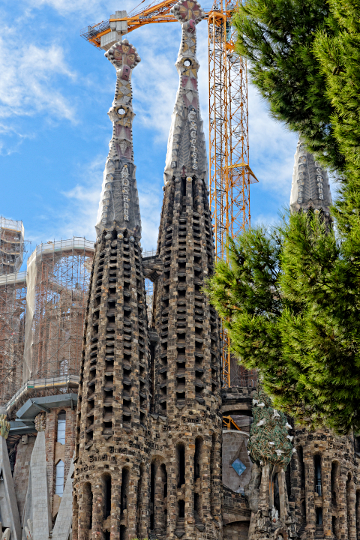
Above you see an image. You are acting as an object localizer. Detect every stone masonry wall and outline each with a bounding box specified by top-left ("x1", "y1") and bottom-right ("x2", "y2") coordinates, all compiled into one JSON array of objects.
[
  {"x1": 12, "y1": 434, "x2": 36, "y2": 524},
  {"x1": 151, "y1": 171, "x2": 222, "y2": 540},
  {"x1": 73, "y1": 228, "x2": 151, "y2": 540}
]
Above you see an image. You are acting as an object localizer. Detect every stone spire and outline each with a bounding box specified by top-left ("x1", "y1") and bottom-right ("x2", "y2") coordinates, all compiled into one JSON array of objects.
[
  {"x1": 290, "y1": 138, "x2": 332, "y2": 219},
  {"x1": 74, "y1": 39, "x2": 151, "y2": 540},
  {"x1": 164, "y1": 0, "x2": 207, "y2": 184},
  {"x1": 149, "y1": 1, "x2": 223, "y2": 538},
  {"x1": 96, "y1": 39, "x2": 142, "y2": 238}
]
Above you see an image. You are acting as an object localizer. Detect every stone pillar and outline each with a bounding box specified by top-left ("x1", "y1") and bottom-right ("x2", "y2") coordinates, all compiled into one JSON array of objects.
[
  {"x1": 92, "y1": 481, "x2": 103, "y2": 540},
  {"x1": 304, "y1": 457, "x2": 316, "y2": 540},
  {"x1": 322, "y1": 455, "x2": 332, "y2": 538}
]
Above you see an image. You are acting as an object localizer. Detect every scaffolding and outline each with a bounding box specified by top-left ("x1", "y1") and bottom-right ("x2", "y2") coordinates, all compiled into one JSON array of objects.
[
  {"x1": 0, "y1": 217, "x2": 24, "y2": 275},
  {"x1": 208, "y1": 2, "x2": 258, "y2": 388},
  {"x1": 23, "y1": 238, "x2": 94, "y2": 384},
  {"x1": 0, "y1": 272, "x2": 27, "y2": 404}
]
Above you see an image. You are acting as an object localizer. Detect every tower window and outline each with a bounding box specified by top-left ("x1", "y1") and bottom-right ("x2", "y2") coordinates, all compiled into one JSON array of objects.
[
  {"x1": 177, "y1": 444, "x2": 185, "y2": 487},
  {"x1": 316, "y1": 507, "x2": 323, "y2": 525},
  {"x1": 55, "y1": 460, "x2": 65, "y2": 496},
  {"x1": 314, "y1": 455, "x2": 322, "y2": 496},
  {"x1": 104, "y1": 474, "x2": 111, "y2": 519},
  {"x1": 57, "y1": 411, "x2": 66, "y2": 444}
]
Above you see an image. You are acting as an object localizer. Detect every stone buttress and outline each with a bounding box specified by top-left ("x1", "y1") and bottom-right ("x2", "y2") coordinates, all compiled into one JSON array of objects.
[
  {"x1": 149, "y1": 1, "x2": 222, "y2": 538},
  {"x1": 73, "y1": 39, "x2": 151, "y2": 540}
]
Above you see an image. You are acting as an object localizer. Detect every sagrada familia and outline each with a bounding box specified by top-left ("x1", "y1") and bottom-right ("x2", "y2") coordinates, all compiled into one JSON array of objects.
[{"x1": 0, "y1": 2, "x2": 357, "y2": 540}]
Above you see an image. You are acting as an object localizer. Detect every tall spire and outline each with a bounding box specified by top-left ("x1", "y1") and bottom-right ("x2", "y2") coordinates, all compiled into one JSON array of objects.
[
  {"x1": 74, "y1": 39, "x2": 151, "y2": 540},
  {"x1": 150, "y1": 1, "x2": 223, "y2": 537},
  {"x1": 164, "y1": 0, "x2": 207, "y2": 184},
  {"x1": 290, "y1": 138, "x2": 332, "y2": 218},
  {"x1": 96, "y1": 39, "x2": 142, "y2": 238}
]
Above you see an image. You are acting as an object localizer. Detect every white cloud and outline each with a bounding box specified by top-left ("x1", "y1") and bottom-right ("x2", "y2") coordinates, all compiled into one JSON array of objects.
[
  {"x1": 53, "y1": 156, "x2": 161, "y2": 251},
  {"x1": 248, "y1": 84, "x2": 298, "y2": 199},
  {"x1": 0, "y1": 38, "x2": 76, "y2": 121},
  {"x1": 131, "y1": 21, "x2": 209, "y2": 144},
  {"x1": 24, "y1": 0, "x2": 134, "y2": 18}
]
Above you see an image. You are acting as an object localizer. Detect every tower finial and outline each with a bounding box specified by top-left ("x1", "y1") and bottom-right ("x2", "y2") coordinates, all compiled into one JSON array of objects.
[
  {"x1": 290, "y1": 137, "x2": 332, "y2": 220},
  {"x1": 164, "y1": 0, "x2": 207, "y2": 184},
  {"x1": 96, "y1": 39, "x2": 142, "y2": 238}
]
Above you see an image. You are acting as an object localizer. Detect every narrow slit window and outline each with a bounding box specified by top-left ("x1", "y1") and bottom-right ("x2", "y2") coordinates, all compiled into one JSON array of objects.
[
  {"x1": 55, "y1": 460, "x2": 65, "y2": 496},
  {"x1": 57, "y1": 411, "x2": 66, "y2": 444}
]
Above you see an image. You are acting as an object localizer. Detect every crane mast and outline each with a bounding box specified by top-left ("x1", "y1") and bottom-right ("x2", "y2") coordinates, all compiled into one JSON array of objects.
[
  {"x1": 208, "y1": 1, "x2": 257, "y2": 387},
  {"x1": 81, "y1": 0, "x2": 258, "y2": 388}
]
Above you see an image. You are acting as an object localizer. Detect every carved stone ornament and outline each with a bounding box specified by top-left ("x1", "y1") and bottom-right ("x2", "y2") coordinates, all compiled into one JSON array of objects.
[
  {"x1": 34, "y1": 412, "x2": 46, "y2": 432},
  {"x1": 0, "y1": 414, "x2": 10, "y2": 439}
]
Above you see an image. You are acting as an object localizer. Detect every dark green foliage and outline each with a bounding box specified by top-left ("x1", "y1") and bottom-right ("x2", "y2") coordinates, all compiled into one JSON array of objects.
[
  {"x1": 205, "y1": 212, "x2": 360, "y2": 434},
  {"x1": 233, "y1": 0, "x2": 360, "y2": 246},
  {"x1": 312, "y1": 0, "x2": 360, "y2": 252},
  {"x1": 233, "y1": 0, "x2": 345, "y2": 171}
]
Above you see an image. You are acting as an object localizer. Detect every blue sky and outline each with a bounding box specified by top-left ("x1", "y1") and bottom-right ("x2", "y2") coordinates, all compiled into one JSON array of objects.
[{"x1": 0, "y1": 0, "x2": 298, "y2": 268}]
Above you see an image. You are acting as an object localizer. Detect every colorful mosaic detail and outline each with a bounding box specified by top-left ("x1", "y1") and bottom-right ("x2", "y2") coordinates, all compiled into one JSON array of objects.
[
  {"x1": 0, "y1": 414, "x2": 10, "y2": 439},
  {"x1": 232, "y1": 458, "x2": 246, "y2": 477},
  {"x1": 105, "y1": 39, "x2": 141, "y2": 70},
  {"x1": 171, "y1": 0, "x2": 204, "y2": 24}
]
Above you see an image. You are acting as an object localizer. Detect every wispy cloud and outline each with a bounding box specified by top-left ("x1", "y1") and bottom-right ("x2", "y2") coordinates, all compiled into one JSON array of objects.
[
  {"x1": 24, "y1": 0, "x2": 134, "y2": 18},
  {"x1": 0, "y1": 38, "x2": 77, "y2": 122},
  {"x1": 248, "y1": 85, "x2": 298, "y2": 199}
]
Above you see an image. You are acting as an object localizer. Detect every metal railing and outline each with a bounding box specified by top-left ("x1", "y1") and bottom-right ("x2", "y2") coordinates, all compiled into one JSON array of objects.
[{"x1": 5, "y1": 374, "x2": 80, "y2": 412}]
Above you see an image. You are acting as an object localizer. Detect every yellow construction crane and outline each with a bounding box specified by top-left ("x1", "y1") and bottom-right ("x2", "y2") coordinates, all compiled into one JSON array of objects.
[{"x1": 80, "y1": 0, "x2": 258, "y2": 388}]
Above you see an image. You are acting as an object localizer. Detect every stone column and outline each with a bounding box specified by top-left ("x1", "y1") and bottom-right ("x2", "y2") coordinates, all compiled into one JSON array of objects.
[
  {"x1": 304, "y1": 457, "x2": 316, "y2": 540},
  {"x1": 322, "y1": 455, "x2": 332, "y2": 539}
]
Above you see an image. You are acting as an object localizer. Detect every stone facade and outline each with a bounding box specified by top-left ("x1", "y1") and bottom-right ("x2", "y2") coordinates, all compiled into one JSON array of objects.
[{"x1": 1, "y1": 6, "x2": 360, "y2": 540}]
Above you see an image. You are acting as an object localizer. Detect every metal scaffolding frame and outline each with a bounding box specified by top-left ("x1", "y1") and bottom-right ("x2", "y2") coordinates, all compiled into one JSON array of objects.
[
  {"x1": 23, "y1": 238, "x2": 94, "y2": 384},
  {"x1": 208, "y1": 2, "x2": 258, "y2": 388}
]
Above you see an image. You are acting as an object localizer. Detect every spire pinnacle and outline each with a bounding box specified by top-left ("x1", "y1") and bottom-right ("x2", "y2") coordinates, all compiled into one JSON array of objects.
[
  {"x1": 96, "y1": 39, "x2": 142, "y2": 238},
  {"x1": 290, "y1": 138, "x2": 332, "y2": 218},
  {"x1": 164, "y1": 0, "x2": 207, "y2": 184}
]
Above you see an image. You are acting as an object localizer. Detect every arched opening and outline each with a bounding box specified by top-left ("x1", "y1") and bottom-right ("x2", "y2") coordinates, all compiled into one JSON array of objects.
[
  {"x1": 301, "y1": 499, "x2": 306, "y2": 525},
  {"x1": 55, "y1": 460, "x2": 65, "y2": 496},
  {"x1": 273, "y1": 473, "x2": 280, "y2": 516},
  {"x1": 356, "y1": 490, "x2": 360, "y2": 540},
  {"x1": 83, "y1": 483, "x2": 93, "y2": 531},
  {"x1": 210, "y1": 433, "x2": 216, "y2": 516},
  {"x1": 285, "y1": 460, "x2": 292, "y2": 499},
  {"x1": 347, "y1": 473, "x2": 352, "y2": 540},
  {"x1": 103, "y1": 474, "x2": 111, "y2": 519},
  {"x1": 121, "y1": 468, "x2": 129, "y2": 517},
  {"x1": 194, "y1": 437, "x2": 202, "y2": 482},
  {"x1": 57, "y1": 411, "x2": 66, "y2": 444},
  {"x1": 298, "y1": 446, "x2": 305, "y2": 489},
  {"x1": 178, "y1": 500, "x2": 185, "y2": 519},
  {"x1": 194, "y1": 492, "x2": 201, "y2": 524},
  {"x1": 333, "y1": 516, "x2": 337, "y2": 539},
  {"x1": 331, "y1": 462, "x2": 338, "y2": 506},
  {"x1": 316, "y1": 507, "x2": 323, "y2": 526},
  {"x1": 314, "y1": 455, "x2": 322, "y2": 496},
  {"x1": 150, "y1": 462, "x2": 156, "y2": 530},
  {"x1": 177, "y1": 443, "x2": 185, "y2": 488},
  {"x1": 136, "y1": 464, "x2": 144, "y2": 538}
]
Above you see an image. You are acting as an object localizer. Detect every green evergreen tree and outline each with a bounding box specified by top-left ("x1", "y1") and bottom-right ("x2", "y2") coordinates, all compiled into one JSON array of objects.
[
  {"x1": 211, "y1": 0, "x2": 360, "y2": 435},
  {"x1": 233, "y1": 0, "x2": 344, "y2": 171},
  {"x1": 205, "y1": 212, "x2": 360, "y2": 434}
]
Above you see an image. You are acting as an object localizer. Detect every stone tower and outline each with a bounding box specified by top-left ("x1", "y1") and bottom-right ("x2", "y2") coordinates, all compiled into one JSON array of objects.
[
  {"x1": 149, "y1": 0, "x2": 223, "y2": 538},
  {"x1": 290, "y1": 138, "x2": 332, "y2": 220},
  {"x1": 73, "y1": 39, "x2": 151, "y2": 540}
]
